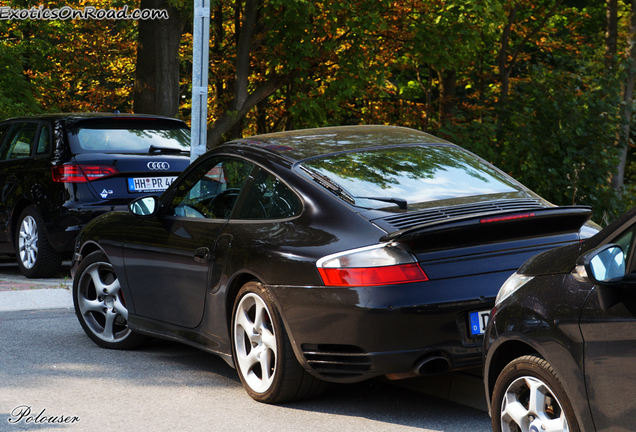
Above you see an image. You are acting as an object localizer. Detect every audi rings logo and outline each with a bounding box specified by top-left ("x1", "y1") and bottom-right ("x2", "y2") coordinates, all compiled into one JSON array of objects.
[{"x1": 147, "y1": 162, "x2": 170, "y2": 170}]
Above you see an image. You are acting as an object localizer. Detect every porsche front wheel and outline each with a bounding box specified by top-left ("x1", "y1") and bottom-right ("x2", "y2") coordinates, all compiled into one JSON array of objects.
[{"x1": 73, "y1": 251, "x2": 148, "y2": 350}]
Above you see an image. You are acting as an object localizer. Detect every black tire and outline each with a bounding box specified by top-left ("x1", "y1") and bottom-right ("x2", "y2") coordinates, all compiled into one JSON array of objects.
[
  {"x1": 492, "y1": 355, "x2": 580, "y2": 432},
  {"x1": 15, "y1": 205, "x2": 63, "y2": 278},
  {"x1": 73, "y1": 251, "x2": 149, "y2": 350},
  {"x1": 231, "y1": 281, "x2": 327, "y2": 403}
]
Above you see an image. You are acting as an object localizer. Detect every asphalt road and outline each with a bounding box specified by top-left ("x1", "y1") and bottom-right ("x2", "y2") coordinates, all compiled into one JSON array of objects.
[{"x1": 0, "y1": 308, "x2": 493, "y2": 432}]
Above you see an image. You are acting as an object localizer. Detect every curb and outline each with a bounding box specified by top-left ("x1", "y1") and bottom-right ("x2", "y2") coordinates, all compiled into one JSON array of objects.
[
  {"x1": 0, "y1": 262, "x2": 73, "y2": 312},
  {"x1": 0, "y1": 287, "x2": 73, "y2": 312}
]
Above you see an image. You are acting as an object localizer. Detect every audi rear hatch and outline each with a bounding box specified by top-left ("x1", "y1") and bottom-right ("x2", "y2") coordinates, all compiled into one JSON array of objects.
[
  {"x1": 59, "y1": 152, "x2": 189, "y2": 202},
  {"x1": 56, "y1": 117, "x2": 191, "y2": 202}
]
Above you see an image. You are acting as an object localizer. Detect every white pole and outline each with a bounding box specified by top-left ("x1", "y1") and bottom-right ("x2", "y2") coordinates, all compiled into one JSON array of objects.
[{"x1": 190, "y1": 0, "x2": 210, "y2": 163}]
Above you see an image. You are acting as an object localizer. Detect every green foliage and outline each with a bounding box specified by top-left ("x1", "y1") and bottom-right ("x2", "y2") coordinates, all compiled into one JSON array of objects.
[
  {"x1": 407, "y1": 0, "x2": 505, "y2": 71},
  {"x1": 0, "y1": 43, "x2": 41, "y2": 118},
  {"x1": 0, "y1": 0, "x2": 138, "y2": 115},
  {"x1": 444, "y1": 54, "x2": 630, "y2": 224},
  {"x1": 3, "y1": 0, "x2": 636, "y2": 225}
]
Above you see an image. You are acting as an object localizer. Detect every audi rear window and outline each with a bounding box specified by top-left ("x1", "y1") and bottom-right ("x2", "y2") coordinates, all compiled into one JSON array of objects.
[
  {"x1": 299, "y1": 145, "x2": 520, "y2": 209},
  {"x1": 68, "y1": 122, "x2": 190, "y2": 154}
]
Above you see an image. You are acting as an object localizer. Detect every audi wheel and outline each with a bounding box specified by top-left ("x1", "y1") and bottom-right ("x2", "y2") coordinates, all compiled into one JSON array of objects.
[{"x1": 15, "y1": 206, "x2": 63, "y2": 278}]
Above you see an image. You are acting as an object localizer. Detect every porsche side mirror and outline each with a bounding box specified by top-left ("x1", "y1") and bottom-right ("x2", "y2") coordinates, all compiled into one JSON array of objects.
[{"x1": 129, "y1": 195, "x2": 158, "y2": 216}]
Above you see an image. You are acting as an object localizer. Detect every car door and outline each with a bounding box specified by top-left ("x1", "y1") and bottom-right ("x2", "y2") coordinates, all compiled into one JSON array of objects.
[
  {"x1": 0, "y1": 122, "x2": 12, "y2": 247},
  {"x1": 122, "y1": 156, "x2": 255, "y2": 328},
  {"x1": 23, "y1": 121, "x2": 54, "y2": 210},
  {"x1": 219, "y1": 165, "x2": 305, "y2": 283},
  {"x1": 0, "y1": 121, "x2": 40, "y2": 251},
  {"x1": 579, "y1": 221, "x2": 636, "y2": 430}
]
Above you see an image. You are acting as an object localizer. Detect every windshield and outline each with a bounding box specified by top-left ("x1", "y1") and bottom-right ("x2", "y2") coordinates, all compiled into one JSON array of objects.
[
  {"x1": 300, "y1": 145, "x2": 520, "y2": 209},
  {"x1": 69, "y1": 125, "x2": 190, "y2": 153}
]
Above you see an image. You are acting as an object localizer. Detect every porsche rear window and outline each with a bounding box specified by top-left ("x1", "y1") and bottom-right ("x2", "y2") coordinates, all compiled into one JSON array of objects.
[{"x1": 300, "y1": 145, "x2": 519, "y2": 208}]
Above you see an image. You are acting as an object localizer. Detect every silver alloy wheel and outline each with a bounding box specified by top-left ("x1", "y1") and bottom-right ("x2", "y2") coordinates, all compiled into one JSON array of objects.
[
  {"x1": 500, "y1": 375, "x2": 570, "y2": 432},
  {"x1": 233, "y1": 292, "x2": 277, "y2": 393},
  {"x1": 18, "y1": 215, "x2": 38, "y2": 269},
  {"x1": 76, "y1": 262, "x2": 130, "y2": 343}
]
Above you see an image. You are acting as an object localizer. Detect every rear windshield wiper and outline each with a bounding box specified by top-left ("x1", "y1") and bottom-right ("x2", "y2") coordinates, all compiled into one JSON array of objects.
[
  {"x1": 149, "y1": 144, "x2": 190, "y2": 154},
  {"x1": 356, "y1": 196, "x2": 408, "y2": 210},
  {"x1": 299, "y1": 166, "x2": 356, "y2": 205}
]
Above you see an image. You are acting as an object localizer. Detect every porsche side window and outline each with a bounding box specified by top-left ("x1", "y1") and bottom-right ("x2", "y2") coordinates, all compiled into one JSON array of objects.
[
  {"x1": 1, "y1": 122, "x2": 38, "y2": 160},
  {"x1": 236, "y1": 169, "x2": 302, "y2": 220},
  {"x1": 170, "y1": 157, "x2": 253, "y2": 219}
]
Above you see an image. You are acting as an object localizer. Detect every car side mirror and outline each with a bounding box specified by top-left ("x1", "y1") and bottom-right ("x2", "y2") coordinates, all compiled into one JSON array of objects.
[
  {"x1": 574, "y1": 244, "x2": 625, "y2": 310},
  {"x1": 584, "y1": 244, "x2": 625, "y2": 284},
  {"x1": 129, "y1": 195, "x2": 158, "y2": 216}
]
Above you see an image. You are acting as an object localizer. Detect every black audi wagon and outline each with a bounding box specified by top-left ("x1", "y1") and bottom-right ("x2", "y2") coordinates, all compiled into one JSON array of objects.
[
  {"x1": 71, "y1": 125, "x2": 598, "y2": 403},
  {"x1": 0, "y1": 113, "x2": 190, "y2": 277}
]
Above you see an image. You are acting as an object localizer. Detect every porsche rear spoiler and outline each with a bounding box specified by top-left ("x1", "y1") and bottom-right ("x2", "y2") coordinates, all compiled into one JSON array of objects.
[{"x1": 379, "y1": 206, "x2": 593, "y2": 244}]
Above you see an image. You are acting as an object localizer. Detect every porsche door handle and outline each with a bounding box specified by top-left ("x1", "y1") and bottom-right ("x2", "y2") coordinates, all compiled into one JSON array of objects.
[{"x1": 193, "y1": 247, "x2": 210, "y2": 263}]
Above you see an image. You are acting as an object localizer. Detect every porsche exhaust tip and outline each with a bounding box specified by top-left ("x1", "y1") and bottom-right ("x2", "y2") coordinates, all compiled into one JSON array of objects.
[{"x1": 413, "y1": 355, "x2": 451, "y2": 376}]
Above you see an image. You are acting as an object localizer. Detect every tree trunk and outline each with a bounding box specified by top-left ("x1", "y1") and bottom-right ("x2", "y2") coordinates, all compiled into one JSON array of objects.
[
  {"x1": 211, "y1": 2, "x2": 225, "y2": 103},
  {"x1": 437, "y1": 69, "x2": 456, "y2": 125},
  {"x1": 612, "y1": 0, "x2": 636, "y2": 189},
  {"x1": 606, "y1": 0, "x2": 618, "y2": 70},
  {"x1": 206, "y1": 0, "x2": 289, "y2": 148},
  {"x1": 498, "y1": 6, "x2": 518, "y2": 108},
  {"x1": 133, "y1": 0, "x2": 186, "y2": 117},
  {"x1": 206, "y1": 77, "x2": 288, "y2": 147},
  {"x1": 498, "y1": 2, "x2": 563, "y2": 108}
]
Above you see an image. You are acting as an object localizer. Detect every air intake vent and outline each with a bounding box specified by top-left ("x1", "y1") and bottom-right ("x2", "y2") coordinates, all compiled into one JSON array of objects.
[
  {"x1": 374, "y1": 199, "x2": 548, "y2": 231},
  {"x1": 301, "y1": 344, "x2": 372, "y2": 379}
]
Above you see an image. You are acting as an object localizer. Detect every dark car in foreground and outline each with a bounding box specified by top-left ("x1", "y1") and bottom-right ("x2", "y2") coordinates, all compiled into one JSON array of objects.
[
  {"x1": 484, "y1": 207, "x2": 636, "y2": 431},
  {"x1": 0, "y1": 113, "x2": 190, "y2": 277},
  {"x1": 71, "y1": 125, "x2": 597, "y2": 403}
]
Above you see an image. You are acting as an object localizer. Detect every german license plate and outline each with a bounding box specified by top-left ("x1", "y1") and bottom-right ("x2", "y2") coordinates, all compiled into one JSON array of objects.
[
  {"x1": 469, "y1": 310, "x2": 491, "y2": 336},
  {"x1": 128, "y1": 176, "x2": 176, "y2": 193}
]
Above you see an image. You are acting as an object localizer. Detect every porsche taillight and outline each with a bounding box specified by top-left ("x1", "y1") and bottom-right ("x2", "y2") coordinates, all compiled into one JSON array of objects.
[{"x1": 316, "y1": 244, "x2": 428, "y2": 287}]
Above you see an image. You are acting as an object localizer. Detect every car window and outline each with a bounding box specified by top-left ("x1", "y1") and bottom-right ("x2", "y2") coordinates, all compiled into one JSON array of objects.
[
  {"x1": 1, "y1": 123, "x2": 38, "y2": 160},
  {"x1": 613, "y1": 224, "x2": 636, "y2": 273},
  {"x1": 36, "y1": 124, "x2": 51, "y2": 155},
  {"x1": 300, "y1": 145, "x2": 520, "y2": 209},
  {"x1": 68, "y1": 123, "x2": 190, "y2": 154},
  {"x1": 0, "y1": 123, "x2": 9, "y2": 147},
  {"x1": 169, "y1": 157, "x2": 254, "y2": 219},
  {"x1": 235, "y1": 168, "x2": 302, "y2": 220}
]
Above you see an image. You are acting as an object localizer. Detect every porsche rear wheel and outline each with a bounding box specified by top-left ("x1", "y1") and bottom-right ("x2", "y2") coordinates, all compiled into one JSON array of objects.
[{"x1": 231, "y1": 281, "x2": 326, "y2": 403}]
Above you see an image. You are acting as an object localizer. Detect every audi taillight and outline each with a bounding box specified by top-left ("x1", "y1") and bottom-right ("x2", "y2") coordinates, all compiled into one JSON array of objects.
[
  {"x1": 51, "y1": 164, "x2": 119, "y2": 183},
  {"x1": 317, "y1": 244, "x2": 428, "y2": 287}
]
